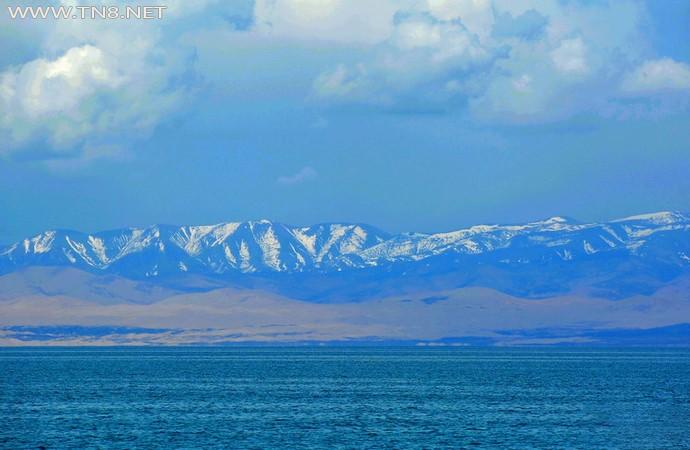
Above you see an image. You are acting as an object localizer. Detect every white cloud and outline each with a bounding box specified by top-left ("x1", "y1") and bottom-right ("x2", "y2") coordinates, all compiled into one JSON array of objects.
[
  {"x1": 0, "y1": 0, "x2": 680, "y2": 159},
  {"x1": 465, "y1": 1, "x2": 656, "y2": 122},
  {"x1": 253, "y1": 0, "x2": 401, "y2": 45},
  {"x1": 312, "y1": 11, "x2": 493, "y2": 107},
  {"x1": 253, "y1": 0, "x2": 496, "y2": 109},
  {"x1": 0, "y1": 1, "x2": 203, "y2": 159},
  {"x1": 277, "y1": 166, "x2": 318, "y2": 185},
  {"x1": 550, "y1": 37, "x2": 588, "y2": 75},
  {"x1": 426, "y1": 0, "x2": 494, "y2": 40},
  {"x1": 305, "y1": 0, "x2": 655, "y2": 120},
  {"x1": 313, "y1": 64, "x2": 368, "y2": 99},
  {"x1": 393, "y1": 13, "x2": 488, "y2": 64},
  {"x1": 0, "y1": 45, "x2": 119, "y2": 119},
  {"x1": 621, "y1": 58, "x2": 690, "y2": 95},
  {"x1": 512, "y1": 74, "x2": 531, "y2": 92}
]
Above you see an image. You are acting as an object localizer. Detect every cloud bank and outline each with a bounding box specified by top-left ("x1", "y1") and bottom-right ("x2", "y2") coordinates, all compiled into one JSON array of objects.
[{"x1": 1, "y1": 0, "x2": 689, "y2": 161}]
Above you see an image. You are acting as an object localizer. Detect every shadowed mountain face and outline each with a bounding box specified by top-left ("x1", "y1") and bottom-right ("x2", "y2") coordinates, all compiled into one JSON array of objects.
[{"x1": 1, "y1": 211, "x2": 690, "y2": 301}]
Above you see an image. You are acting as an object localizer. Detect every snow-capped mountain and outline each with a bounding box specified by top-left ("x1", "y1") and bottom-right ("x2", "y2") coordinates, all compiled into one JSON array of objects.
[
  {"x1": 2, "y1": 212, "x2": 690, "y2": 281},
  {"x1": 359, "y1": 212, "x2": 690, "y2": 265},
  {"x1": 0, "y1": 221, "x2": 389, "y2": 277}
]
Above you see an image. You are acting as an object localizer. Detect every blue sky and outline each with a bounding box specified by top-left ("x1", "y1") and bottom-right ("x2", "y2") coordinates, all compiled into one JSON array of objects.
[{"x1": 1, "y1": 0, "x2": 689, "y2": 242}]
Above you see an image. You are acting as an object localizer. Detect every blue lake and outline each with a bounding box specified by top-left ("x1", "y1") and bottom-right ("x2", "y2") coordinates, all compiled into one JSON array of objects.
[{"x1": 1, "y1": 347, "x2": 689, "y2": 448}]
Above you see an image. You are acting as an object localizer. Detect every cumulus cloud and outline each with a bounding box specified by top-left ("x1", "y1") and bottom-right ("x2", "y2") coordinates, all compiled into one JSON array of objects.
[
  {"x1": 1, "y1": 0, "x2": 686, "y2": 160},
  {"x1": 0, "y1": 42, "x2": 186, "y2": 157},
  {"x1": 313, "y1": 64, "x2": 375, "y2": 103},
  {"x1": 0, "y1": 45, "x2": 122, "y2": 147},
  {"x1": 0, "y1": 0, "x2": 199, "y2": 160},
  {"x1": 277, "y1": 166, "x2": 318, "y2": 185},
  {"x1": 492, "y1": 9, "x2": 547, "y2": 41},
  {"x1": 301, "y1": 0, "x2": 666, "y2": 121},
  {"x1": 253, "y1": 0, "x2": 400, "y2": 45},
  {"x1": 621, "y1": 58, "x2": 690, "y2": 95},
  {"x1": 426, "y1": 0, "x2": 494, "y2": 40},
  {"x1": 312, "y1": 11, "x2": 497, "y2": 109},
  {"x1": 550, "y1": 37, "x2": 589, "y2": 75},
  {"x1": 303, "y1": 1, "x2": 611, "y2": 119},
  {"x1": 2, "y1": 45, "x2": 119, "y2": 113}
]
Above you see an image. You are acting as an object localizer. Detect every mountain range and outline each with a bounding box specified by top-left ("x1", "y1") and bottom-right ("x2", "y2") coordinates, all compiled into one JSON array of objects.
[
  {"x1": 1, "y1": 211, "x2": 690, "y2": 345},
  {"x1": 2, "y1": 211, "x2": 690, "y2": 297}
]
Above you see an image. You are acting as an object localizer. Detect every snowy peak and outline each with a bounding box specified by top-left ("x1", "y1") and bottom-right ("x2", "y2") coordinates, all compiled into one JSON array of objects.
[
  {"x1": 612, "y1": 211, "x2": 689, "y2": 225},
  {"x1": 530, "y1": 216, "x2": 579, "y2": 230},
  {"x1": 1, "y1": 212, "x2": 689, "y2": 278},
  {"x1": 0, "y1": 221, "x2": 391, "y2": 276}
]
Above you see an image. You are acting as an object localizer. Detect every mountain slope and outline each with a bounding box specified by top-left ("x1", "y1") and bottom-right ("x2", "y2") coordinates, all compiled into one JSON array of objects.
[
  {"x1": 1, "y1": 212, "x2": 690, "y2": 300},
  {"x1": 0, "y1": 221, "x2": 390, "y2": 277}
]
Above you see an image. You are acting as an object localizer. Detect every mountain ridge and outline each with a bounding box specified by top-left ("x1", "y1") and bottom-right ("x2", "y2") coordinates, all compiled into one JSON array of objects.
[{"x1": 2, "y1": 211, "x2": 690, "y2": 278}]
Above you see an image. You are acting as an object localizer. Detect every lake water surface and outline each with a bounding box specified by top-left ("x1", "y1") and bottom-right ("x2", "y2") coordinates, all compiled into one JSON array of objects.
[{"x1": 1, "y1": 347, "x2": 689, "y2": 448}]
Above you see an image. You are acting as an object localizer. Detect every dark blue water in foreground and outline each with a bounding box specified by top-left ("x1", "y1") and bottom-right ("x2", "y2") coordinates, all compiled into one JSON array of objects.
[{"x1": 1, "y1": 348, "x2": 690, "y2": 449}]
